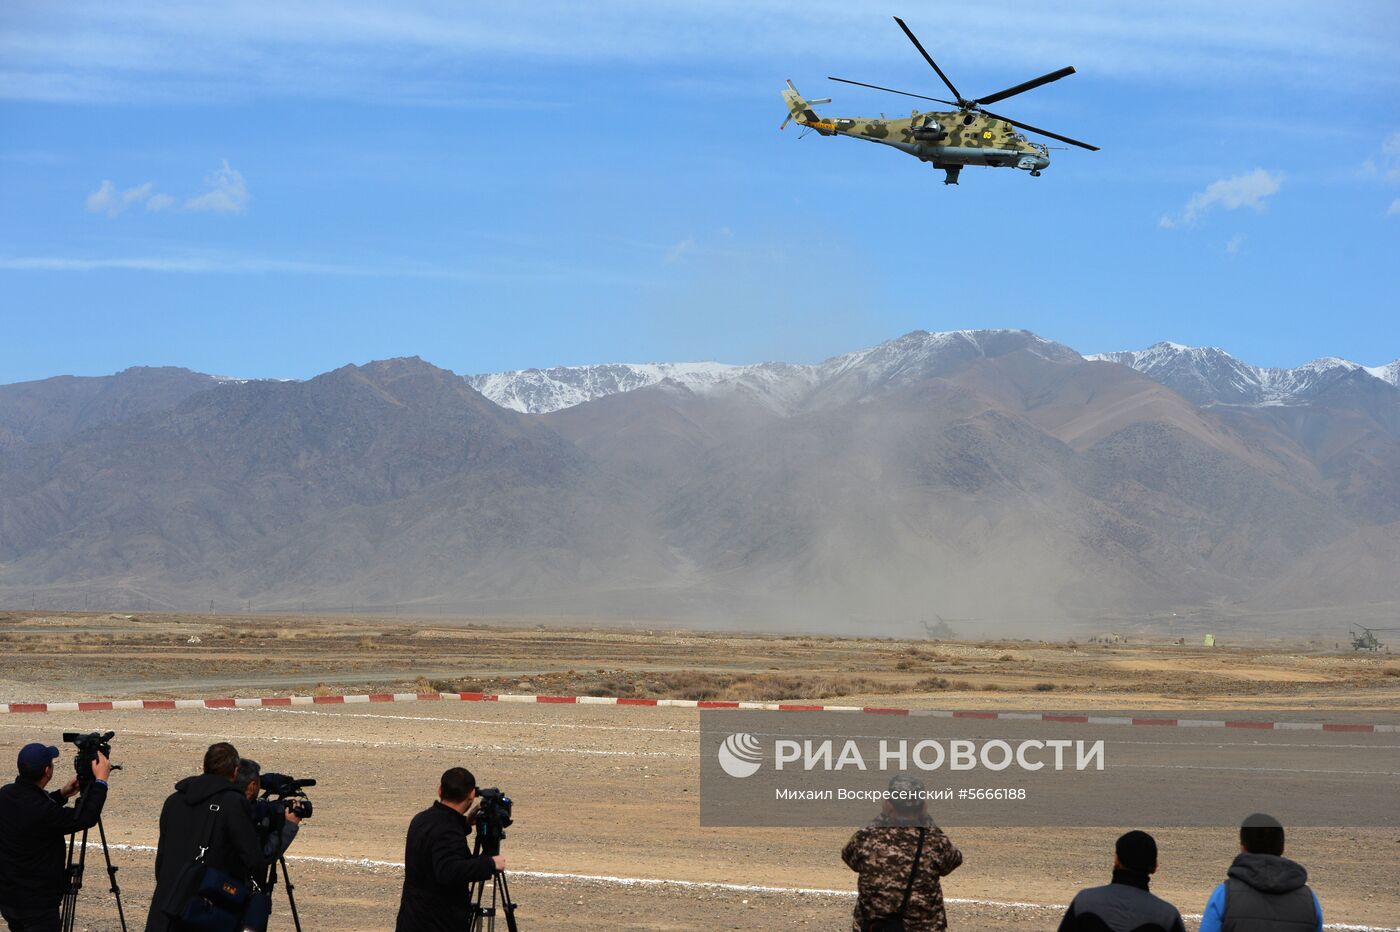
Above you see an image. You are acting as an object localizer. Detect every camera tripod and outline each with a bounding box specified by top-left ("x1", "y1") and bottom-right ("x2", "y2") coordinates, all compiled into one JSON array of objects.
[
  {"x1": 467, "y1": 835, "x2": 518, "y2": 932},
  {"x1": 59, "y1": 814, "x2": 128, "y2": 932},
  {"x1": 252, "y1": 854, "x2": 304, "y2": 932}
]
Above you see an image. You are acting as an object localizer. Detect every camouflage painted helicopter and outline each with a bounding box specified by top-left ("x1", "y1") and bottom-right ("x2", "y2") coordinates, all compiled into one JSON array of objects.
[
  {"x1": 1350, "y1": 625, "x2": 1398, "y2": 652},
  {"x1": 781, "y1": 16, "x2": 1097, "y2": 184}
]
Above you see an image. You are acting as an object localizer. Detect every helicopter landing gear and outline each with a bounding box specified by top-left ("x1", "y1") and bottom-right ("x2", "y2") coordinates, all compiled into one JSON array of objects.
[{"x1": 1030, "y1": 170, "x2": 1041, "y2": 177}]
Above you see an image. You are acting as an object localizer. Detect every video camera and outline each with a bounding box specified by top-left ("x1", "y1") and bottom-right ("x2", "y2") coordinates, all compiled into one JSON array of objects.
[
  {"x1": 467, "y1": 788, "x2": 517, "y2": 928},
  {"x1": 473, "y1": 787, "x2": 513, "y2": 855},
  {"x1": 255, "y1": 772, "x2": 316, "y2": 826},
  {"x1": 62, "y1": 730, "x2": 119, "y2": 789}
]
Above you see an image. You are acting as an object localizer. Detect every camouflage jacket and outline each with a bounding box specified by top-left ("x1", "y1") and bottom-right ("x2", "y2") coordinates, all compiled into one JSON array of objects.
[{"x1": 842, "y1": 814, "x2": 963, "y2": 932}]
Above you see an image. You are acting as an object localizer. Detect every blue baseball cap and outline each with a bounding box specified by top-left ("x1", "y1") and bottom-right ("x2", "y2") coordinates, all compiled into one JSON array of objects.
[{"x1": 17, "y1": 743, "x2": 59, "y2": 775}]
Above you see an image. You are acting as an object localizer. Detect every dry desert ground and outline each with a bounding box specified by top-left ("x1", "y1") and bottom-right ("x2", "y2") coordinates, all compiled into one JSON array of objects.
[{"x1": 1, "y1": 612, "x2": 1396, "y2": 931}]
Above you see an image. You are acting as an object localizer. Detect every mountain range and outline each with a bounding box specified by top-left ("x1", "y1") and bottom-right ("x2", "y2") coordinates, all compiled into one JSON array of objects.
[
  {"x1": 468, "y1": 336, "x2": 1400, "y2": 414},
  {"x1": 3, "y1": 331, "x2": 1398, "y2": 634}
]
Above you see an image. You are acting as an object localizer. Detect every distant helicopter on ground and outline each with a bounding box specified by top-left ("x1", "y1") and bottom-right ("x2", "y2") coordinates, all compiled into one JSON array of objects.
[
  {"x1": 781, "y1": 16, "x2": 1098, "y2": 185},
  {"x1": 1349, "y1": 625, "x2": 1397, "y2": 652}
]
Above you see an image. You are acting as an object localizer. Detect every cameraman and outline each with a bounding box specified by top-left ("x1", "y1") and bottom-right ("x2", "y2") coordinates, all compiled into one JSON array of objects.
[
  {"x1": 395, "y1": 767, "x2": 505, "y2": 932},
  {"x1": 0, "y1": 741, "x2": 111, "y2": 932},
  {"x1": 233, "y1": 759, "x2": 304, "y2": 860},
  {"x1": 144, "y1": 742, "x2": 272, "y2": 932}
]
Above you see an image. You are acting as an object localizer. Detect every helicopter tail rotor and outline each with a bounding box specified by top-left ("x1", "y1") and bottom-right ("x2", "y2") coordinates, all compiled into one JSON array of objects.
[{"x1": 780, "y1": 80, "x2": 825, "y2": 131}]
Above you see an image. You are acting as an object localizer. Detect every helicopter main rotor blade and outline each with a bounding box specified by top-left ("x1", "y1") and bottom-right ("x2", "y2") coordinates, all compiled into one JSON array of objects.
[
  {"x1": 975, "y1": 66, "x2": 1076, "y2": 106},
  {"x1": 892, "y1": 16, "x2": 963, "y2": 104},
  {"x1": 827, "y1": 76, "x2": 957, "y2": 106},
  {"x1": 980, "y1": 108, "x2": 1100, "y2": 151}
]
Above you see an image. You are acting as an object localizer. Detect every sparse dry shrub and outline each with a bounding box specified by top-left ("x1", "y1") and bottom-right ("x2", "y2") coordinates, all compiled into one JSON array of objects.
[
  {"x1": 1033, "y1": 682, "x2": 1056, "y2": 692},
  {"x1": 979, "y1": 682, "x2": 1002, "y2": 691},
  {"x1": 916, "y1": 676, "x2": 951, "y2": 691},
  {"x1": 355, "y1": 637, "x2": 377, "y2": 651}
]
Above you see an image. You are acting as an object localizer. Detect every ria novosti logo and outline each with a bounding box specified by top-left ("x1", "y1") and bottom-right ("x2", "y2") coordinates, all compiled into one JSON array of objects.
[
  {"x1": 715, "y1": 732, "x2": 1105, "y2": 778},
  {"x1": 717, "y1": 732, "x2": 764, "y2": 778}
]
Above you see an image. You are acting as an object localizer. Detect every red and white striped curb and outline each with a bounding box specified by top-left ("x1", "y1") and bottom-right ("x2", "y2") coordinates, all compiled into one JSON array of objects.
[{"x1": 1, "y1": 691, "x2": 1396, "y2": 732}]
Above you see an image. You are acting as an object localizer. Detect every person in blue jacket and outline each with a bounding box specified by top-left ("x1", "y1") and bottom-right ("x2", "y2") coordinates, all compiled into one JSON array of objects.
[{"x1": 1199, "y1": 813, "x2": 1322, "y2": 932}]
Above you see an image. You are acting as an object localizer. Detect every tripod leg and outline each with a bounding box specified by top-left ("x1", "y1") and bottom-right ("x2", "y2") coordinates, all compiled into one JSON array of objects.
[
  {"x1": 59, "y1": 828, "x2": 88, "y2": 932},
  {"x1": 467, "y1": 877, "x2": 488, "y2": 932},
  {"x1": 95, "y1": 817, "x2": 129, "y2": 932},
  {"x1": 279, "y1": 857, "x2": 304, "y2": 932},
  {"x1": 496, "y1": 872, "x2": 519, "y2": 932}
]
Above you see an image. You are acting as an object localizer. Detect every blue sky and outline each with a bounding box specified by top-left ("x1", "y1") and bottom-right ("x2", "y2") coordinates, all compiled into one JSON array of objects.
[{"x1": 2, "y1": 1, "x2": 1398, "y2": 383}]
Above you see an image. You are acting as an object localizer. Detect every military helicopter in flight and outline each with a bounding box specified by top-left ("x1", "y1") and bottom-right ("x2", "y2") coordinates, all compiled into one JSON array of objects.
[{"x1": 781, "y1": 16, "x2": 1097, "y2": 184}]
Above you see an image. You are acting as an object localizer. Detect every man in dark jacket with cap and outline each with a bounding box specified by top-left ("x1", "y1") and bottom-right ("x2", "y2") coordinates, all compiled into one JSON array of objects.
[
  {"x1": 144, "y1": 742, "x2": 273, "y2": 932},
  {"x1": 0, "y1": 742, "x2": 111, "y2": 932},
  {"x1": 1198, "y1": 813, "x2": 1322, "y2": 932},
  {"x1": 1058, "y1": 830, "x2": 1185, "y2": 932},
  {"x1": 395, "y1": 767, "x2": 505, "y2": 932}
]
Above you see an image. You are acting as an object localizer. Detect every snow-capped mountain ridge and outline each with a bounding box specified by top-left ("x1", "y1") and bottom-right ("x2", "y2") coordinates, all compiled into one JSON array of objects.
[
  {"x1": 466, "y1": 361, "x2": 753, "y2": 414},
  {"x1": 469, "y1": 329, "x2": 1071, "y2": 414},
  {"x1": 1089, "y1": 341, "x2": 1400, "y2": 406},
  {"x1": 468, "y1": 332, "x2": 1399, "y2": 414}
]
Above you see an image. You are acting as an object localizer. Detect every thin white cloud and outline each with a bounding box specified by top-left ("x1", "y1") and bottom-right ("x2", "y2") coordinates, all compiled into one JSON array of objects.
[
  {"x1": 2, "y1": 1, "x2": 1396, "y2": 105},
  {"x1": 1159, "y1": 168, "x2": 1284, "y2": 229},
  {"x1": 183, "y1": 160, "x2": 248, "y2": 213},
  {"x1": 85, "y1": 179, "x2": 154, "y2": 217},
  {"x1": 0, "y1": 254, "x2": 455, "y2": 276},
  {"x1": 1384, "y1": 131, "x2": 1400, "y2": 181},
  {"x1": 1225, "y1": 233, "x2": 1246, "y2": 255},
  {"x1": 0, "y1": 252, "x2": 658, "y2": 287},
  {"x1": 145, "y1": 192, "x2": 176, "y2": 212},
  {"x1": 1360, "y1": 131, "x2": 1400, "y2": 215},
  {"x1": 664, "y1": 238, "x2": 695, "y2": 264}
]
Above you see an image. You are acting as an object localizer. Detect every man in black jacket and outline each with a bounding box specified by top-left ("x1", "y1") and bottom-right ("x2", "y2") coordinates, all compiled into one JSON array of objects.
[
  {"x1": 234, "y1": 758, "x2": 305, "y2": 862},
  {"x1": 144, "y1": 742, "x2": 273, "y2": 932},
  {"x1": 1058, "y1": 830, "x2": 1186, "y2": 932},
  {"x1": 395, "y1": 767, "x2": 506, "y2": 932},
  {"x1": 0, "y1": 742, "x2": 112, "y2": 932}
]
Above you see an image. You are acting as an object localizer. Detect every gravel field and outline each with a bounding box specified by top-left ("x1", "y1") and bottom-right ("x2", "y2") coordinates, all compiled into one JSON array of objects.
[{"x1": 1, "y1": 613, "x2": 1397, "y2": 930}]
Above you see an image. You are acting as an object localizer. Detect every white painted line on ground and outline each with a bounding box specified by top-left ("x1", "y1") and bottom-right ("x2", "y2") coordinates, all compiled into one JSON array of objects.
[
  {"x1": 101, "y1": 844, "x2": 1400, "y2": 930},
  {"x1": 0, "y1": 720, "x2": 688, "y2": 757},
  {"x1": 1116, "y1": 763, "x2": 1400, "y2": 776}
]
